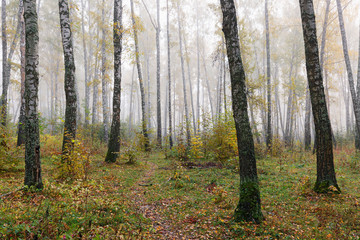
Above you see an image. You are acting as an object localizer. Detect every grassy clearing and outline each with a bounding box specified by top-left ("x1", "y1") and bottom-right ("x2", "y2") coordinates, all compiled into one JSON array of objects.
[{"x1": 0, "y1": 136, "x2": 359, "y2": 239}]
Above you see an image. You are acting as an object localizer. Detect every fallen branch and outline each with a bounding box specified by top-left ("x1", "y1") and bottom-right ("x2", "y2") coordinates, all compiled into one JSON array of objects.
[{"x1": 0, "y1": 187, "x2": 25, "y2": 199}]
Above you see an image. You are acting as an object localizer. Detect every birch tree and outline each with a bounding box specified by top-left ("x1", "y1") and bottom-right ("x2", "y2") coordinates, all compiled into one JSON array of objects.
[
  {"x1": 24, "y1": 0, "x2": 42, "y2": 189},
  {"x1": 130, "y1": 0, "x2": 150, "y2": 151},
  {"x1": 299, "y1": 0, "x2": 340, "y2": 193},
  {"x1": 220, "y1": 0, "x2": 263, "y2": 223},
  {"x1": 105, "y1": 0, "x2": 123, "y2": 163},
  {"x1": 59, "y1": 0, "x2": 77, "y2": 161}
]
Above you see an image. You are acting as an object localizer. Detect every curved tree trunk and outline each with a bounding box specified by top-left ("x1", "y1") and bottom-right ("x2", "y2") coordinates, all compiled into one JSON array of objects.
[
  {"x1": 299, "y1": 0, "x2": 340, "y2": 193},
  {"x1": 24, "y1": 0, "x2": 42, "y2": 189},
  {"x1": 220, "y1": 0, "x2": 263, "y2": 223}
]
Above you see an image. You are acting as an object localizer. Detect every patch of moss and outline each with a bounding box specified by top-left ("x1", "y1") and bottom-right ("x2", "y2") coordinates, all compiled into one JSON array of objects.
[
  {"x1": 314, "y1": 180, "x2": 341, "y2": 194},
  {"x1": 234, "y1": 180, "x2": 263, "y2": 223}
]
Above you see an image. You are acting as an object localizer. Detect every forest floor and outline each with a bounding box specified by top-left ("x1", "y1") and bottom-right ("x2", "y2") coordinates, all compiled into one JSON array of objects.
[{"x1": 0, "y1": 137, "x2": 360, "y2": 239}]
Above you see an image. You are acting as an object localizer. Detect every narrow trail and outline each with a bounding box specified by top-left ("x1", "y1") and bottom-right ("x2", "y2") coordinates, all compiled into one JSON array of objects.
[{"x1": 130, "y1": 159, "x2": 184, "y2": 239}]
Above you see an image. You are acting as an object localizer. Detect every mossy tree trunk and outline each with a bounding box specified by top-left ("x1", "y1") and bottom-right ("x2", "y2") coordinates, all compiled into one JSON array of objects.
[
  {"x1": 299, "y1": 0, "x2": 340, "y2": 193},
  {"x1": 59, "y1": 0, "x2": 77, "y2": 161},
  {"x1": 220, "y1": 0, "x2": 263, "y2": 223},
  {"x1": 105, "y1": 0, "x2": 123, "y2": 163},
  {"x1": 24, "y1": 0, "x2": 42, "y2": 189}
]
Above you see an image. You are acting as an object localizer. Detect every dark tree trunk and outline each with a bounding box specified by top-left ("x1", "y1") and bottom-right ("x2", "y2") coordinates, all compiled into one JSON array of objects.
[
  {"x1": 299, "y1": 0, "x2": 340, "y2": 193},
  {"x1": 24, "y1": 0, "x2": 42, "y2": 189},
  {"x1": 265, "y1": 0, "x2": 272, "y2": 150},
  {"x1": 220, "y1": 0, "x2": 263, "y2": 223},
  {"x1": 105, "y1": 0, "x2": 123, "y2": 163},
  {"x1": 130, "y1": 0, "x2": 150, "y2": 151},
  {"x1": 59, "y1": 0, "x2": 78, "y2": 161},
  {"x1": 167, "y1": 0, "x2": 173, "y2": 148}
]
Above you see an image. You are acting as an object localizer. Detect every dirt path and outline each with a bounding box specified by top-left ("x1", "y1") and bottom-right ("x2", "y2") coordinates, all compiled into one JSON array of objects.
[{"x1": 130, "y1": 160, "x2": 184, "y2": 239}]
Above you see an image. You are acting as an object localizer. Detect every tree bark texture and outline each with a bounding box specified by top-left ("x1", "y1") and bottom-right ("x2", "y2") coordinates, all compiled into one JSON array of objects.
[
  {"x1": 59, "y1": 0, "x2": 78, "y2": 161},
  {"x1": 299, "y1": 0, "x2": 340, "y2": 193},
  {"x1": 220, "y1": 0, "x2": 263, "y2": 223},
  {"x1": 24, "y1": 0, "x2": 42, "y2": 189},
  {"x1": 105, "y1": 0, "x2": 123, "y2": 163}
]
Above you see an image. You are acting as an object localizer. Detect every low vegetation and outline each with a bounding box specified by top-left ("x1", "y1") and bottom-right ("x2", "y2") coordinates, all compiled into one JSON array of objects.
[{"x1": 0, "y1": 131, "x2": 359, "y2": 239}]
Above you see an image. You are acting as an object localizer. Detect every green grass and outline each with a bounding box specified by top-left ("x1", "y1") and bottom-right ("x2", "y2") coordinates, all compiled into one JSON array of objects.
[{"x1": 0, "y1": 141, "x2": 359, "y2": 239}]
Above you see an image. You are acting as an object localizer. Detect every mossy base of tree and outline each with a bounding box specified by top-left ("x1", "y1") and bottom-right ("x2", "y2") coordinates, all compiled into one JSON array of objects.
[
  {"x1": 234, "y1": 180, "x2": 263, "y2": 224},
  {"x1": 314, "y1": 180, "x2": 341, "y2": 194},
  {"x1": 105, "y1": 152, "x2": 117, "y2": 163}
]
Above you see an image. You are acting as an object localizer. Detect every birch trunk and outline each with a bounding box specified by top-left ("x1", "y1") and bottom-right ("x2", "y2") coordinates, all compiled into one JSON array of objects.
[
  {"x1": 130, "y1": 0, "x2": 150, "y2": 151},
  {"x1": 105, "y1": 0, "x2": 122, "y2": 163},
  {"x1": 17, "y1": 0, "x2": 26, "y2": 146},
  {"x1": 1, "y1": 0, "x2": 7, "y2": 126},
  {"x1": 336, "y1": 0, "x2": 360, "y2": 150},
  {"x1": 177, "y1": 3, "x2": 191, "y2": 146},
  {"x1": 183, "y1": 33, "x2": 197, "y2": 134},
  {"x1": 156, "y1": 0, "x2": 162, "y2": 146},
  {"x1": 265, "y1": 0, "x2": 272, "y2": 150},
  {"x1": 299, "y1": 0, "x2": 340, "y2": 193},
  {"x1": 81, "y1": 0, "x2": 90, "y2": 126},
  {"x1": 167, "y1": 0, "x2": 173, "y2": 148},
  {"x1": 221, "y1": 0, "x2": 263, "y2": 223},
  {"x1": 101, "y1": 0, "x2": 109, "y2": 142},
  {"x1": 24, "y1": 0, "x2": 42, "y2": 189},
  {"x1": 59, "y1": 0, "x2": 78, "y2": 161}
]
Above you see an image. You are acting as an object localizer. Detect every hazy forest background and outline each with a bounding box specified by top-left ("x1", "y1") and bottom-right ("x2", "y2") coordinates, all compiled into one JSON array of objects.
[{"x1": 0, "y1": 0, "x2": 359, "y2": 239}]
